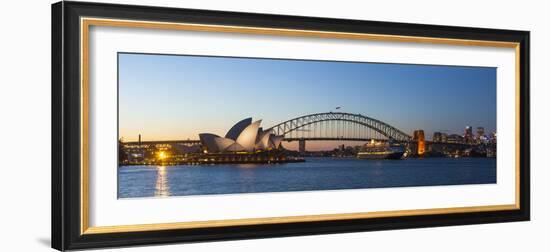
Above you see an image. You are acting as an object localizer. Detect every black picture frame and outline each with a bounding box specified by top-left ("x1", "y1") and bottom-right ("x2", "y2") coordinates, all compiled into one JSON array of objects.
[{"x1": 52, "y1": 1, "x2": 530, "y2": 250}]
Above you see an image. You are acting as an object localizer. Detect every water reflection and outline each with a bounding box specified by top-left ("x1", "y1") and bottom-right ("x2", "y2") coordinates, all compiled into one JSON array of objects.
[
  {"x1": 155, "y1": 166, "x2": 170, "y2": 197},
  {"x1": 236, "y1": 164, "x2": 261, "y2": 169},
  {"x1": 118, "y1": 158, "x2": 497, "y2": 198}
]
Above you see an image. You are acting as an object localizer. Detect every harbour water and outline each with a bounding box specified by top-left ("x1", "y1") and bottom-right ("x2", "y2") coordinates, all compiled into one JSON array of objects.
[{"x1": 118, "y1": 157, "x2": 496, "y2": 198}]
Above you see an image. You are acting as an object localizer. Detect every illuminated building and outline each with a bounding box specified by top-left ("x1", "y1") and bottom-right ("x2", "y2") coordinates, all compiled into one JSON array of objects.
[
  {"x1": 199, "y1": 118, "x2": 284, "y2": 153},
  {"x1": 490, "y1": 132, "x2": 497, "y2": 144},
  {"x1": 446, "y1": 134, "x2": 464, "y2": 144},
  {"x1": 477, "y1": 127, "x2": 485, "y2": 139},
  {"x1": 464, "y1": 126, "x2": 473, "y2": 143},
  {"x1": 433, "y1": 132, "x2": 444, "y2": 143},
  {"x1": 413, "y1": 129, "x2": 425, "y2": 155},
  {"x1": 441, "y1": 133, "x2": 448, "y2": 143}
]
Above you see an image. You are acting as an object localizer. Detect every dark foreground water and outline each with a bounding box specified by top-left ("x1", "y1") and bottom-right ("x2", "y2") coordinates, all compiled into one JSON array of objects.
[{"x1": 118, "y1": 157, "x2": 496, "y2": 198}]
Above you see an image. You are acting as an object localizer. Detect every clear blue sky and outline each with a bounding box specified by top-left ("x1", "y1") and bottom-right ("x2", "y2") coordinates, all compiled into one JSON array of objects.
[{"x1": 119, "y1": 53, "x2": 496, "y2": 150}]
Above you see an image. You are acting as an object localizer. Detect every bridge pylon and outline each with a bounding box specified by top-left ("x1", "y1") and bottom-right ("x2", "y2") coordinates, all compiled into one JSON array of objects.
[{"x1": 298, "y1": 139, "x2": 306, "y2": 155}]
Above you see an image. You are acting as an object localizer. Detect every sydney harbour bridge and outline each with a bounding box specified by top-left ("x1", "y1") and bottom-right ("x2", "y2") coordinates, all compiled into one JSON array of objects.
[
  {"x1": 268, "y1": 112, "x2": 410, "y2": 141},
  {"x1": 126, "y1": 112, "x2": 413, "y2": 152},
  {"x1": 267, "y1": 112, "x2": 411, "y2": 152}
]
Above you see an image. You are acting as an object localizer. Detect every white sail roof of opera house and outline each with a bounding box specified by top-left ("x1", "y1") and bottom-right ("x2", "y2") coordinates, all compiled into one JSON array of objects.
[
  {"x1": 235, "y1": 120, "x2": 261, "y2": 151},
  {"x1": 198, "y1": 133, "x2": 223, "y2": 153},
  {"x1": 199, "y1": 118, "x2": 284, "y2": 153},
  {"x1": 269, "y1": 135, "x2": 284, "y2": 149},
  {"x1": 255, "y1": 129, "x2": 273, "y2": 150},
  {"x1": 225, "y1": 118, "x2": 252, "y2": 140},
  {"x1": 214, "y1": 137, "x2": 240, "y2": 151}
]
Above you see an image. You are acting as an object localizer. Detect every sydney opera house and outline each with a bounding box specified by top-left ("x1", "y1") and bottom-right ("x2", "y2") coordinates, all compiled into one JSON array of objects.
[{"x1": 199, "y1": 118, "x2": 284, "y2": 153}]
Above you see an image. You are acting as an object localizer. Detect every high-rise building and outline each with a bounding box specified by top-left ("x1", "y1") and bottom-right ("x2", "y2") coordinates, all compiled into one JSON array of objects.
[
  {"x1": 433, "y1": 132, "x2": 443, "y2": 143},
  {"x1": 464, "y1": 126, "x2": 473, "y2": 143},
  {"x1": 477, "y1": 127, "x2": 485, "y2": 138},
  {"x1": 413, "y1": 129, "x2": 425, "y2": 155}
]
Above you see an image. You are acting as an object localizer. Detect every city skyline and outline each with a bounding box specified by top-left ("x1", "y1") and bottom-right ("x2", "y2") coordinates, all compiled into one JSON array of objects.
[{"x1": 118, "y1": 53, "x2": 496, "y2": 151}]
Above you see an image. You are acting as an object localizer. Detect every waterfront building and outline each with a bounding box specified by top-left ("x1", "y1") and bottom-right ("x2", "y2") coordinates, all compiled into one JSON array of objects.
[
  {"x1": 433, "y1": 132, "x2": 443, "y2": 143},
  {"x1": 199, "y1": 118, "x2": 284, "y2": 153},
  {"x1": 441, "y1": 133, "x2": 448, "y2": 143},
  {"x1": 446, "y1": 134, "x2": 464, "y2": 144},
  {"x1": 479, "y1": 135, "x2": 489, "y2": 144}
]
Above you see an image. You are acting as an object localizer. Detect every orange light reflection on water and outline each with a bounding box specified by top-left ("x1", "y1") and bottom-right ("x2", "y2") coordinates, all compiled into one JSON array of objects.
[{"x1": 155, "y1": 166, "x2": 170, "y2": 197}]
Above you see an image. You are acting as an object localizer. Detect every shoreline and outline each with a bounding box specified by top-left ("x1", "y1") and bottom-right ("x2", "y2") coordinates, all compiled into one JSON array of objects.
[
  {"x1": 119, "y1": 157, "x2": 305, "y2": 166},
  {"x1": 118, "y1": 155, "x2": 496, "y2": 167}
]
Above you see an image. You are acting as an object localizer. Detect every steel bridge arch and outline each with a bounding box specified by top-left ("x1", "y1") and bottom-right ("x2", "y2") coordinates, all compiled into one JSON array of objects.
[{"x1": 267, "y1": 112, "x2": 412, "y2": 142}]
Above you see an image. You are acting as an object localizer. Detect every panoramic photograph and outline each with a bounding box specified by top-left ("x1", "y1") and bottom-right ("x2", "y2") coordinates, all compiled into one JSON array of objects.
[{"x1": 117, "y1": 52, "x2": 497, "y2": 199}]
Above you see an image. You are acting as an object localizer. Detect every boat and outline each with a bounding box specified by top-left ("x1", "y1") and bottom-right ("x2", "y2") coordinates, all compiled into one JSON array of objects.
[{"x1": 357, "y1": 140, "x2": 405, "y2": 160}]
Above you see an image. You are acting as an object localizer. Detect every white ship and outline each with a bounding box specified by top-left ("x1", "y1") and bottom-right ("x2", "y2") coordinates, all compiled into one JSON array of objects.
[{"x1": 357, "y1": 140, "x2": 405, "y2": 160}]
